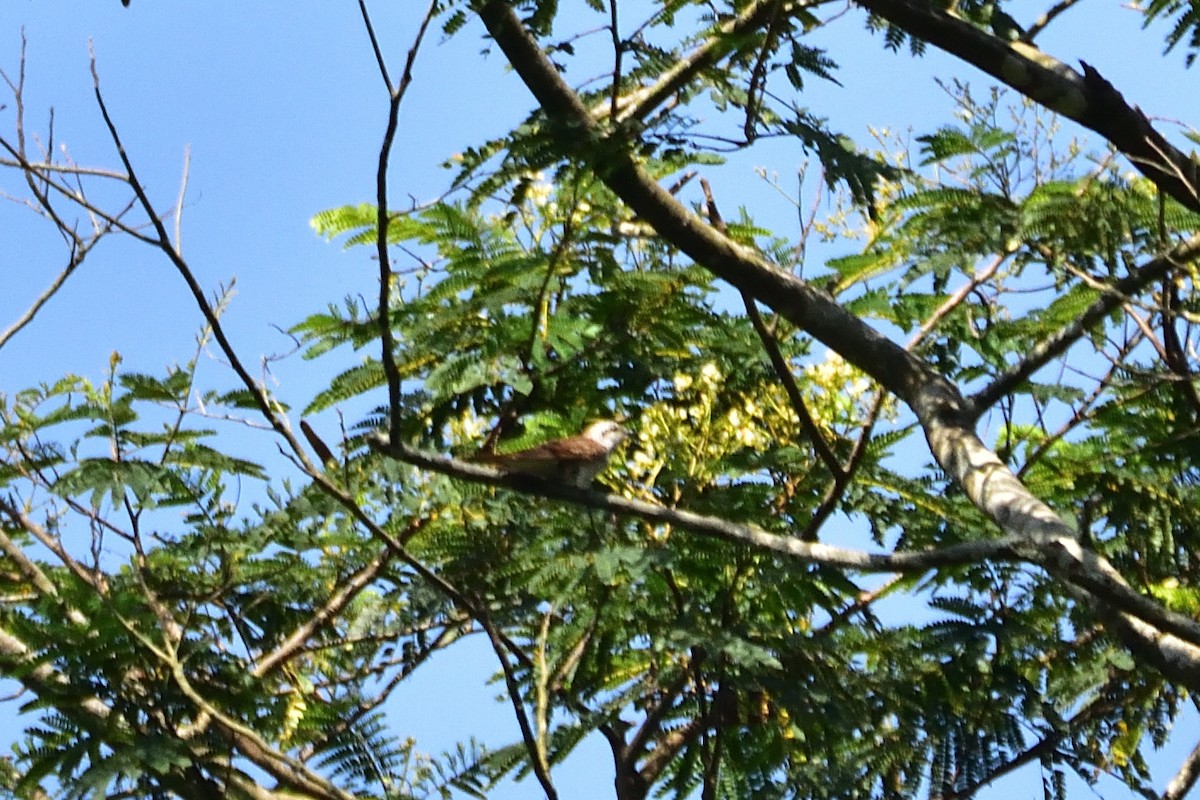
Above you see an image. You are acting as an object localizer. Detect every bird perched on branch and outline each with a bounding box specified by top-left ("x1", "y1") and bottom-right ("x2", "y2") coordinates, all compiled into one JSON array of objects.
[{"x1": 474, "y1": 420, "x2": 627, "y2": 488}]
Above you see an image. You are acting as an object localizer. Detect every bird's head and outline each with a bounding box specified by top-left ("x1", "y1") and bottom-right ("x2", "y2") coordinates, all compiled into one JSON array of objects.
[{"x1": 582, "y1": 420, "x2": 628, "y2": 452}]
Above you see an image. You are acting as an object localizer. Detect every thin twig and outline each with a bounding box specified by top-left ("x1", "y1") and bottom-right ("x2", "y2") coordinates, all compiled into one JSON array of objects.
[
  {"x1": 607, "y1": 0, "x2": 621, "y2": 120},
  {"x1": 480, "y1": 611, "x2": 559, "y2": 800},
  {"x1": 1021, "y1": 0, "x2": 1083, "y2": 43},
  {"x1": 89, "y1": 48, "x2": 315, "y2": 470},
  {"x1": 358, "y1": 0, "x2": 438, "y2": 442},
  {"x1": 0, "y1": 244, "x2": 89, "y2": 350},
  {"x1": 357, "y1": 0, "x2": 393, "y2": 92},
  {"x1": 254, "y1": 532, "x2": 413, "y2": 678},
  {"x1": 700, "y1": 177, "x2": 846, "y2": 478},
  {"x1": 799, "y1": 392, "x2": 884, "y2": 541},
  {"x1": 1015, "y1": 357, "x2": 1124, "y2": 480},
  {"x1": 173, "y1": 144, "x2": 190, "y2": 250},
  {"x1": 742, "y1": 291, "x2": 845, "y2": 477},
  {"x1": 812, "y1": 574, "x2": 905, "y2": 638},
  {"x1": 971, "y1": 233, "x2": 1200, "y2": 414},
  {"x1": 0, "y1": 157, "x2": 127, "y2": 179},
  {"x1": 0, "y1": 44, "x2": 131, "y2": 351},
  {"x1": 591, "y1": 0, "x2": 781, "y2": 124},
  {"x1": 906, "y1": 247, "x2": 1013, "y2": 350}
]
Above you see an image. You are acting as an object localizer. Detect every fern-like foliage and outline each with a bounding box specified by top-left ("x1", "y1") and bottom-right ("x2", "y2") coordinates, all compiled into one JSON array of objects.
[{"x1": 1143, "y1": 0, "x2": 1200, "y2": 66}]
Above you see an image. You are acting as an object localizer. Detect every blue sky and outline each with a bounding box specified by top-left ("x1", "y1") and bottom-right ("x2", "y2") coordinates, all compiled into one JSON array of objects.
[
  {"x1": 2, "y1": 1, "x2": 1191, "y2": 389},
  {"x1": 2, "y1": 2, "x2": 1198, "y2": 798}
]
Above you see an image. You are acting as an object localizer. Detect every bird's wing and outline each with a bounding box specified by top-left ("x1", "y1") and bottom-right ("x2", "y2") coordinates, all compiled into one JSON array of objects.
[
  {"x1": 477, "y1": 435, "x2": 608, "y2": 465},
  {"x1": 532, "y1": 436, "x2": 609, "y2": 461}
]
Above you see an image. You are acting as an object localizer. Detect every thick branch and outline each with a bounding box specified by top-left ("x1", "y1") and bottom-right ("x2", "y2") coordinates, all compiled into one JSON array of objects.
[
  {"x1": 1164, "y1": 736, "x2": 1200, "y2": 800},
  {"x1": 854, "y1": 0, "x2": 1200, "y2": 211},
  {"x1": 374, "y1": 432, "x2": 1200, "y2": 654},
  {"x1": 1082, "y1": 598, "x2": 1200, "y2": 697},
  {"x1": 369, "y1": 432, "x2": 1031, "y2": 571}
]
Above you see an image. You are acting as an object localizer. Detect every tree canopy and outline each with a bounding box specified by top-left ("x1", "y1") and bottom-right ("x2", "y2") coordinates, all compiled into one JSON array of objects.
[{"x1": 4, "y1": 1, "x2": 1200, "y2": 799}]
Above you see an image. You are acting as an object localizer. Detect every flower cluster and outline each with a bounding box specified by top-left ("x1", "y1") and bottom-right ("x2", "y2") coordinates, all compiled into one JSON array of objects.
[
  {"x1": 800, "y1": 350, "x2": 885, "y2": 428},
  {"x1": 627, "y1": 354, "x2": 893, "y2": 495},
  {"x1": 627, "y1": 363, "x2": 796, "y2": 489}
]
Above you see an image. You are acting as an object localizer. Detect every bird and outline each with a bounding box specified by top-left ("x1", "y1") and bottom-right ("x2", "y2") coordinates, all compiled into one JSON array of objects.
[{"x1": 474, "y1": 420, "x2": 628, "y2": 488}]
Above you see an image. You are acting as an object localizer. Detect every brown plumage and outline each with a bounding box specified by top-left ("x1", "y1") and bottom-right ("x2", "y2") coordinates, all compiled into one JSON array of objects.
[{"x1": 474, "y1": 420, "x2": 627, "y2": 488}]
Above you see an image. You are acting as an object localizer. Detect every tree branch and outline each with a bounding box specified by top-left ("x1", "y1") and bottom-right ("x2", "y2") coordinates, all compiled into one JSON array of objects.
[
  {"x1": 373, "y1": 429, "x2": 1200, "y2": 656},
  {"x1": 970, "y1": 234, "x2": 1200, "y2": 413},
  {"x1": 253, "y1": 534, "x2": 411, "y2": 678},
  {"x1": 356, "y1": 0, "x2": 438, "y2": 442},
  {"x1": 855, "y1": 0, "x2": 1200, "y2": 211},
  {"x1": 89, "y1": 50, "x2": 318, "y2": 474},
  {"x1": 463, "y1": 0, "x2": 1200, "y2": 678},
  {"x1": 480, "y1": 611, "x2": 559, "y2": 800},
  {"x1": 591, "y1": 0, "x2": 786, "y2": 126},
  {"x1": 699, "y1": 176, "x2": 845, "y2": 480},
  {"x1": 0, "y1": 625, "x2": 293, "y2": 799},
  {"x1": 1164, "y1": 735, "x2": 1200, "y2": 800},
  {"x1": 1022, "y1": 0, "x2": 1084, "y2": 43},
  {"x1": 369, "y1": 432, "x2": 1031, "y2": 570}
]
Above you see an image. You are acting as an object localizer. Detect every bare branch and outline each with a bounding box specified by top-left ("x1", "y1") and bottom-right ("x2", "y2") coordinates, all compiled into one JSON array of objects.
[
  {"x1": 357, "y1": 0, "x2": 393, "y2": 92},
  {"x1": 87, "y1": 48, "x2": 317, "y2": 472},
  {"x1": 0, "y1": 157, "x2": 127, "y2": 179},
  {"x1": 358, "y1": 0, "x2": 438, "y2": 442},
  {"x1": 1022, "y1": 0, "x2": 1085, "y2": 43},
  {"x1": 0, "y1": 44, "x2": 134, "y2": 351},
  {"x1": 173, "y1": 144, "x2": 190, "y2": 249},
  {"x1": 0, "y1": 244, "x2": 88, "y2": 350}
]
